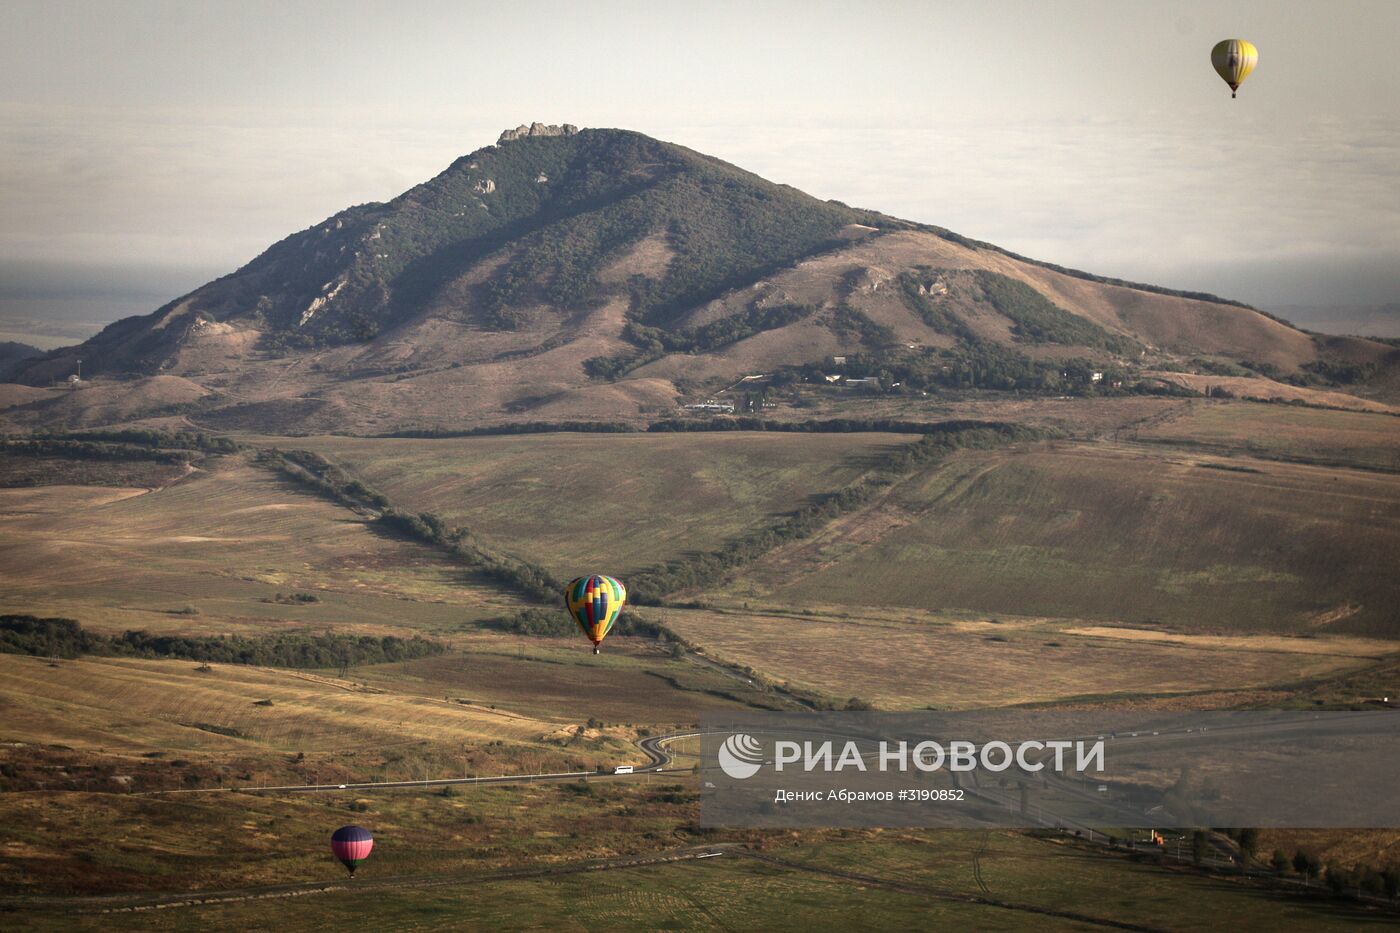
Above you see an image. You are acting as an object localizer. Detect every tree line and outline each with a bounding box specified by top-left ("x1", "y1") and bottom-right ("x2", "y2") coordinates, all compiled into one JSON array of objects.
[
  {"x1": 259, "y1": 423, "x2": 1039, "y2": 611},
  {"x1": 627, "y1": 423, "x2": 1040, "y2": 603},
  {"x1": 1, "y1": 439, "x2": 193, "y2": 464},
  {"x1": 256, "y1": 447, "x2": 563, "y2": 603},
  {"x1": 27, "y1": 429, "x2": 240, "y2": 452},
  {"x1": 2, "y1": 429, "x2": 241, "y2": 465},
  {"x1": 256, "y1": 448, "x2": 391, "y2": 510},
  {"x1": 382, "y1": 416, "x2": 1037, "y2": 439},
  {"x1": 0, "y1": 615, "x2": 444, "y2": 667},
  {"x1": 485, "y1": 606, "x2": 676, "y2": 641}
]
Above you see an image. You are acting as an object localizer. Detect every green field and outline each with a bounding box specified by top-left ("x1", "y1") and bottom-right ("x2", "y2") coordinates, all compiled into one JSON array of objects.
[
  {"x1": 719, "y1": 441, "x2": 1400, "y2": 635},
  {"x1": 782, "y1": 832, "x2": 1380, "y2": 932},
  {"x1": 8, "y1": 823, "x2": 1381, "y2": 932},
  {"x1": 254, "y1": 432, "x2": 915, "y2": 578}
]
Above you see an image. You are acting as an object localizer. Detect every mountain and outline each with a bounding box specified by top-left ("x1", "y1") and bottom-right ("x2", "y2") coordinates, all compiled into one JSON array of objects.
[
  {"x1": 8, "y1": 124, "x2": 1397, "y2": 430},
  {"x1": 0, "y1": 341, "x2": 43, "y2": 381}
]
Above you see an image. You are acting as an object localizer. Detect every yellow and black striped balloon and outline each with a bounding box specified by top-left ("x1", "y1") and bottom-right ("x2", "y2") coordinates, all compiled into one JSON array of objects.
[{"x1": 1211, "y1": 39, "x2": 1258, "y2": 99}]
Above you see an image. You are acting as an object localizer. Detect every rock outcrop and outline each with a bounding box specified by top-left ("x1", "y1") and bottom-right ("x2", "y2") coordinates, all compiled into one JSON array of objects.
[{"x1": 497, "y1": 122, "x2": 580, "y2": 144}]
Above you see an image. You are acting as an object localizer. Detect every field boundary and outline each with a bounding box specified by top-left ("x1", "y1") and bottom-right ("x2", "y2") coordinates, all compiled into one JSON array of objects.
[{"x1": 627, "y1": 423, "x2": 1044, "y2": 602}]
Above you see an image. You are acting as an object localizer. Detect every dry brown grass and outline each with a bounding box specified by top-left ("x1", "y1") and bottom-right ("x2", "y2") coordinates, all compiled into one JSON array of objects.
[
  {"x1": 1135, "y1": 399, "x2": 1400, "y2": 469},
  {"x1": 1145, "y1": 372, "x2": 1396, "y2": 414},
  {"x1": 657, "y1": 607, "x2": 1379, "y2": 710},
  {"x1": 722, "y1": 441, "x2": 1400, "y2": 636},
  {"x1": 0, "y1": 455, "x2": 523, "y2": 636},
  {"x1": 0, "y1": 653, "x2": 557, "y2": 755},
  {"x1": 1059, "y1": 626, "x2": 1397, "y2": 657},
  {"x1": 353, "y1": 631, "x2": 785, "y2": 723},
  {"x1": 1256, "y1": 828, "x2": 1400, "y2": 872},
  {"x1": 0, "y1": 375, "x2": 210, "y2": 431}
]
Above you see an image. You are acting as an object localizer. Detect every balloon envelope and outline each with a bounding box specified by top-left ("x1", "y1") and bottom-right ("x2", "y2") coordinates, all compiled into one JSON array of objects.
[
  {"x1": 1211, "y1": 39, "x2": 1258, "y2": 97},
  {"x1": 565, "y1": 575, "x2": 626, "y2": 650},
  {"x1": 331, "y1": 825, "x2": 373, "y2": 875}
]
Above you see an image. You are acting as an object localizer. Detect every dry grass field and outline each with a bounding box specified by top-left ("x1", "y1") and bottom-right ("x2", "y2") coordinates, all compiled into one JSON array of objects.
[
  {"x1": 761, "y1": 393, "x2": 1196, "y2": 438},
  {"x1": 1144, "y1": 372, "x2": 1397, "y2": 414},
  {"x1": 719, "y1": 441, "x2": 1400, "y2": 635},
  {"x1": 0, "y1": 649, "x2": 659, "y2": 798},
  {"x1": 659, "y1": 607, "x2": 1388, "y2": 709},
  {"x1": 0, "y1": 455, "x2": 523, "y2": 636},
  {"x1": 253, "y1": 431, "x2": 915, "y2": 577},
  {"x1": 0, "y1": 780, "x2": 711, "y2": 899},
  {"x1": 1134, "y1": 400, "x2": 1400, "y2": 471},
  {"x1": 353, "y1": 635, "x2": 786, "y2": 723},
  {"x1": 0, "y1": 653, "x2": 560, "y2": 756}
]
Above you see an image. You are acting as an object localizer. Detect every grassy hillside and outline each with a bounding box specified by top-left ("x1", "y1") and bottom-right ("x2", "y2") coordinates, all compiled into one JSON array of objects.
[
  {"x1": 350, "y1": 642, "x2": 786, "y2": 722},
  {"x1": 717, "y1": 441, "x2": 1400, "y2": 636},
  {"x1": 257, "y1": 431, "x2": 914, "y2": 578},
  {"x1": 1134, "y1": 400, "x2": 1400, "y2": 471},
  {"x1": 0, "y1": 455, "x2": 521, "y2": 636},
  {"x1": 659, "y1": 607, "x2": 1385, "y2": 709},
  {"x1": 0, "y1": 340, "x2": 41, "y2": 380},
  {"x1": 0, "y1": 653, "x2": 556, "y2": 756}
]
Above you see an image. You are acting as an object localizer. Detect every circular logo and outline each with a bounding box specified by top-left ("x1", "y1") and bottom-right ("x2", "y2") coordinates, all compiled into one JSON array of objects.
[{"x1": 718, "y1": 733, "x2": 764, "y2": 779}]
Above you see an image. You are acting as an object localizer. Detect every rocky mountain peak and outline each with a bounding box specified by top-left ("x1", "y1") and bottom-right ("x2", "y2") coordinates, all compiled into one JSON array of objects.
[{"x1": 497, "y1": 122, "x2": 580, "y2": 144}]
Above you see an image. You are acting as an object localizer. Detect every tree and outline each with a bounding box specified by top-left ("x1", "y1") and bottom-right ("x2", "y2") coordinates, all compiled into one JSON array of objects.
[
  {"x1": 1292, "y1": 851, "x2": 1321, "y2": 883},
  {"x1": 1270, "y1": 849, "x2": 1291, "y2": 873},
  {"x1": 1360, "y1": 867, "x2": 1386, "y2": 897},
  {"x1": 1325, "y1": 862, "x2": 1351, "y2": 897},
  {"x1": 1191, "y1": 830, "x2": 1209, "y2": 865},
  {"x1": 1382, "y1": 868, "x2": 1400, "y2": 900},
  {"x1": 1237, "y1": 827, "x2": 1259, "y2": 863}
]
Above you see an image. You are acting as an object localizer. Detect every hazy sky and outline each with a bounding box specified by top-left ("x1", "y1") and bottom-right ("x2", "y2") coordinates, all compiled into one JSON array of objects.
[{"x1": 2, "y1": 0, "x2": 1398, "y2": 339}]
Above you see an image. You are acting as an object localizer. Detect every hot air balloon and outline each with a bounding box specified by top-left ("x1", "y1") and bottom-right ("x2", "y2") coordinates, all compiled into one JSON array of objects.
[
  {"x1": 565, "y1": 574, "x2": 626, "y2": 654},
  {"x1": 330, "y1": 825, "x2": 373, "y2": 876},
  {"x1": 1211, "y1": 39, "x2": 1258, "y2": 98}
]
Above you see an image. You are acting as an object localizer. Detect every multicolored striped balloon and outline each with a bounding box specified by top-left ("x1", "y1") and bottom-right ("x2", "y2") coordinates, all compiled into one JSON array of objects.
[
  {"x1": 565, "y1": 574, "x2": 626, "y2": 654},
  {"x1": 330, "y1": 825, "x2": 373, "y2": 875}
]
